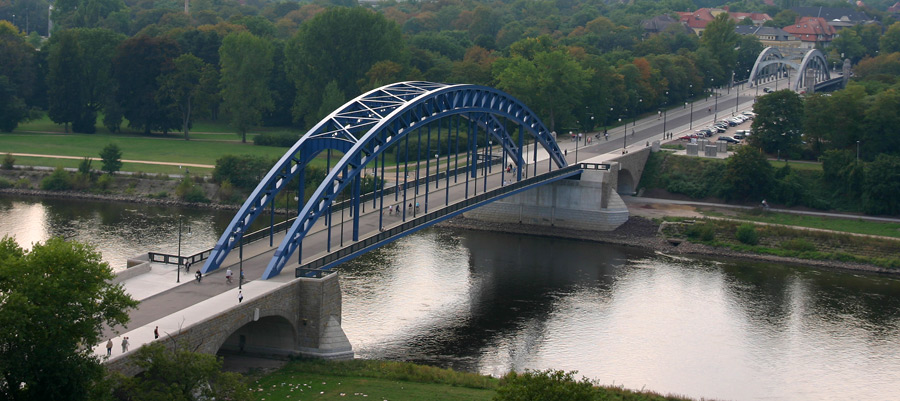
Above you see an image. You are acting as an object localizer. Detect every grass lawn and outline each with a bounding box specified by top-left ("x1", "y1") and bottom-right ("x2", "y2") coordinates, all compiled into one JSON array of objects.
[
  {"x1": 250, "y1": 373, "x2": 495, "y2": 401},
  {"x1": 0, "y1": 132, "x2": 288, "y2": 167},
  {"x1": 770, "y1": 159, "x2": 823, "y2": 171},
  {"x1": 250, "y1": 359, "x2": 497, "y2": 401},
  {"x1": 700, "y1": 209, "x2": 900, "y2": 238}
]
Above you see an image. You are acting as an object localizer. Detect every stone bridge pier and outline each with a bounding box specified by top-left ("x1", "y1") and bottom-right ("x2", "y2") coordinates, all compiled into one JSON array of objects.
[{"x1": 106, "y1": 273, "x2": 352, "y2": 376}]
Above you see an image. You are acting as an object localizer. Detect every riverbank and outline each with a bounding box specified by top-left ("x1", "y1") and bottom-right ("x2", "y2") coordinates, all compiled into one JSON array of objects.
[
  {"x1": 3, "y1": 167, "x2": 897, "y2": 276},
  {"x1": 440, "y1": 214, "x2": 900, "y2": 276}
]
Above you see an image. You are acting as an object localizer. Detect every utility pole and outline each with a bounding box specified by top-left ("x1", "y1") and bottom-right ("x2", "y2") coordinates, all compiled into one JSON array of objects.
[{"x1": 185, "y1": 0, "x2": 190, "y2": 14}]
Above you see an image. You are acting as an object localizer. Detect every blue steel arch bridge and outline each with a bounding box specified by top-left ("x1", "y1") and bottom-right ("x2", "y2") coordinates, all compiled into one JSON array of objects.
[
  {"x1": 748, "y1": 47, "x2": 843, "y2": 92},
  {"x1": 200, "y1": 82, "x2": 600, "y2": 280}
]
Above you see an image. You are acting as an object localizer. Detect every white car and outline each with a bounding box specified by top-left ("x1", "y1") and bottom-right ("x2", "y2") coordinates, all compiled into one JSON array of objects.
[{"x1": 741, "y1": 111, "x2": 755, "y2": 119}]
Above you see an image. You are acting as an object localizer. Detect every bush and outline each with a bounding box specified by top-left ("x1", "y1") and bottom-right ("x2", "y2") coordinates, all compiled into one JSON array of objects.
[
  {"x1": 96, "y1": 174, "x2": 113, "y2": 191},
  {"x1": 2, "y1": 153, "x2": 14, "y2": 169},
  {"x1": 735, "y1": 223, "x2": 759, "y2": 245},
  {"x1": 176, "y1": 175, "x2": 209, "y2": 203},
  {"x1": 685, "y1": 221, "x2": 716, "y2": 241},
  {"x1": 0, "y1": 177, "x2": 11, "y2": 189},
  {"x1": 253, "y1": 131, "x2": 299, "y2": 147},
  {"x1": 217, "y1": 179, "x2": 236, "y2": 202},
  {"x1": 41, "y1": 167, "x2": 72, "y2": 191},
  {"x1": 212, "y1": 154, "x2": 273, "y2": 190},
  {"x1": 495, "y1": 370, "x2": 596, "y2": 401},
  {"x1": 77, "y1": 157, "x2": 93, "y2": 176},
  {"x1": 14, "y1": 178, "x2": 30, "y2": 189}
]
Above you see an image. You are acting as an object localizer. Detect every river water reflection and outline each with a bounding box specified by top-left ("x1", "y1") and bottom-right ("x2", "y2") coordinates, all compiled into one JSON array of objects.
[{"x1": 2, "y1": 195, "x2": 900, "y2": 400}]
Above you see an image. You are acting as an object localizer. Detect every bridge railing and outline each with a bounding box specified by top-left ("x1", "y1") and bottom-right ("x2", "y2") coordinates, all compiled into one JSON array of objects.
[
  {"x1": 149, "y1": 161, "x2": 606, "y2": 271},
  {"x1": 295, "y1": 162, "x2": 609, "y2": 276}
]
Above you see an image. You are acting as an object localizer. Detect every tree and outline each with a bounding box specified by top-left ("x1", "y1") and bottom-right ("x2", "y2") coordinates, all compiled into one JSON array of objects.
[
  {"x1": 830, "y1": 29, "x2": 865, "y2": 64},
  {"x1": 0, "y1": 236, "x2": 137, "y2": 401},
  {"x1": 862, "y1": 154, "x2": 900, "y2": 215},
  {"x1": 285, "y1": 7, "x2": 405, "y2": 126},
  {"x1": 750, "y1": 90, "x2": 803, "y2": 157},
  {"x1": 0, "y1": 20, "x2": 36, "y2": 131},
  {"x1": 99, "y1": 143, "x2": 122, "y2": 174},
  {"x1": 880, "y1": 22, "x2": 900, "y2": 54},
  {"x1": 219, "y1": 31, "x2": 274, "y2": 143},
  {"x1": 0, "y1": 75, "x2": 27, "y2": 132},
  {"x1": 802, "y1": 94, "x2": 833, "y2": 157},
  {"x1": 157, "y1": 54, "x2": 214, "y2": 140},
  {"x1": 115, "y1": 343, "x2": 250, "y2": 401},
  {"x1": 722, "y1": 145, "x2": 775, "y2": 201},
  {"x1": 735, "y1": 35, "x2": 764, "y2": 81},
  {"x1": 46, "y1": 28, "x2": 122, "y2": 133},
  {"x1": 493, "y1": 42, "x2": 590, "y2": 131},
  {"x1": 317, "y1": 80, "x2": 346, "y2": 122},
  {"x1": 212, "y1": 154, "x2": 273, "y2": 190},
  {"x1": 770, "y1": 9, "x2": 799, "y2": 28},
  {"x1": 700, "y1": 13, "x2": 738, "y2": 84},
  {"x1": 113, "y1": 35, "x2": 182, "y2": 135},
  {"x1": 52, "y1": 0, "x2": 125, "y2": 29},
  {"x1": 47, "y1": 30, "x2": 85, "y2": 132},
  {"x1": 863, "y1": 88, "x2": 900, "y2": 157}
]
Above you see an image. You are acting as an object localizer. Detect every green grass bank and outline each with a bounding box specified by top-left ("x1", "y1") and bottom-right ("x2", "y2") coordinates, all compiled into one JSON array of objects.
[{"x1": 249, "y1": 359, "x2": 698, "y2": 401}]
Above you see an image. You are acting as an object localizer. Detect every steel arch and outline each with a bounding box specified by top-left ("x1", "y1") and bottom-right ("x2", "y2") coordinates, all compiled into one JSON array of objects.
[
  {"x1": 201, "y1": 81, "x2": 566, "y2": 280},
  {"x1": 748, "y1": 47, "x2": 785, "y2": 87},
  {"x1": 793, "y1": 49, "x2": 830, "y2": 92}
]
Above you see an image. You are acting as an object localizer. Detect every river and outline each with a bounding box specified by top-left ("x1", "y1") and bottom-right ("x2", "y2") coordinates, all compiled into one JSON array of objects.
[{"x1": 2, "y1": 194, "x2": 899, "y2": 401}]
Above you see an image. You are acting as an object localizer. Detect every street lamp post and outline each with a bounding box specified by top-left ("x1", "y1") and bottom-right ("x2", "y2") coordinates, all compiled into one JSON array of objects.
[
  {"x1": 176, "y1": 218, "x2": 191, "y2": 283},
  {"x1": 434, "y1": 153, "x2": 439, "y2": 188},
  {"x1": 633, "y1": 99, "x2": 642, "y2": 127},
  {"x1": 689, "y1": 84, "x2": 694, "y2": 129},
  {"x1": 857, "y1": 140, "x2": 860, "y2": 163},
  {"x1": 662, "y1": 91, "x2": 668, "y2": 136}
]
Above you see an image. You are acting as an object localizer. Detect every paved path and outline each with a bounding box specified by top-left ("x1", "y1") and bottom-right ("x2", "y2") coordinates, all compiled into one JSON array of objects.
[{"x1": 7, "y1": 152, "x2": 215, "y2": 169}]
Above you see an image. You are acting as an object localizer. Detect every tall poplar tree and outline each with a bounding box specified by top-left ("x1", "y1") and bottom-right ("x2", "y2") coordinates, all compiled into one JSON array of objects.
[
  {"x1": 219, "y1": 31, "x2": 273, "y2": 143},
  {"x1": 47, "y1": 30, "x2": 84, "y2": 133}
]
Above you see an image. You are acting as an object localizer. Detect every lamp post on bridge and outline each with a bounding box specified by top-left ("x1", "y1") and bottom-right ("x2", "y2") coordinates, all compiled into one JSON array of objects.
[
  {"x1": 434, "y1": 153, "x2": 439, "y2": 189},
  {"x1": 176, "y1": 217, "x2": 190, "y2": 283},
  {"x1": 661, "y1": 91, "x2": 668, "y2": 137}
]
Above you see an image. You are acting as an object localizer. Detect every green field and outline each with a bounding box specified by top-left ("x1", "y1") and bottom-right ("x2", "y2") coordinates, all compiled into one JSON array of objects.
[{"x1": 698, "y1": 209, "x2": 900, "y2": 238}]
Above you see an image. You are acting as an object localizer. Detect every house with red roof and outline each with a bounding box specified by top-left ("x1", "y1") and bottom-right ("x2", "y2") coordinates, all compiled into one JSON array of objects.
[
  {"x1": 676, "y1": 7, "x2": 772, "y2": 36},
  {"x1": 782, "y1": 17, "x2": 837, "y2": 49}
]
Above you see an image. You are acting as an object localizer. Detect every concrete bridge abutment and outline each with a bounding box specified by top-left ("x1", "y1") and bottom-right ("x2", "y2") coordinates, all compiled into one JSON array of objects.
[{"x1": 462, "y1": 166, "x2": 630, "y2": 231}]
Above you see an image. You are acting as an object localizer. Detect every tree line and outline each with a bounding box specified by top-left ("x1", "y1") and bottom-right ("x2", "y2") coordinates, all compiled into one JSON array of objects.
[{"x1": 2, "y1": 0, "x2": 793, "y2": 139}]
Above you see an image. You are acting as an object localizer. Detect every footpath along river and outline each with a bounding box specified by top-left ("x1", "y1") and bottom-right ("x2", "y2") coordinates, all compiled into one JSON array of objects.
[{"x1": 2, "y1": 194, "x2": 900, "y2": 401}]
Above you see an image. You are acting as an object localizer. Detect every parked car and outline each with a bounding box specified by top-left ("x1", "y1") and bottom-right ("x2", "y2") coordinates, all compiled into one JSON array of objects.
[
  {"x1": 718, "y1": 136, "x2": 741, "y2": 144},
  {"x1": 712, "y1": 124, "x2": 727, "y2": 133},
  {"x1": 763, "y1": 87, "x2": 774, "y2": 93},
  {"x1": 679, "y1": 134, "x2": 698, "y2": 141},
  {"x1": 741, "y1": 111, "x2": 755, "y2": 118}
]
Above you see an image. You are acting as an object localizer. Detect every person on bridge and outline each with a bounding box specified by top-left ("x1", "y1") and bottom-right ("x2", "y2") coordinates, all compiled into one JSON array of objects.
[
  {"x1": 195, "y1": 270, "x2": 202, "y2": 283},
  {"x1": 106, "y1": 339, "x2": 112, "y2": 357},
  {"x1": 121, "y1": 337, "x2": 129, "y2": 353},
  {"x1": 226, "y1": 268, "x2": 233, "y2": 284},
  {"x1": 238, "y1": 290, "x2": 243, "y2": 303},
  {"x1": 154, "y1": 326, "x2": 159, "y2": 339}
]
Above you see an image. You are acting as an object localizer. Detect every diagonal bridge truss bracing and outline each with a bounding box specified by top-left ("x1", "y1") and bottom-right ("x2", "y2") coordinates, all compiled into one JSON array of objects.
[
  {"x1": 748, "y1": 47, "x2": 830, "y2": 92},
  {"x1": 201, "y1": 82, "x2": 567, "y2": 280}
]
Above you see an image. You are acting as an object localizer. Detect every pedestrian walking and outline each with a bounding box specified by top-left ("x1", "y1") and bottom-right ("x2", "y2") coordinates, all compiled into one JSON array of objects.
[
  {"x1": 121, "y1": 337, "x2": 129, "y2": 353},
  {"x1": 184, "y1": 260, "x2": 191, "y2": 273},
  {"x1": 195, "y1": 270, "x2": 202, "y2": 283},
  {"x1": 240, "y1": 270, "x2": 245, "y2": 284},
  {"x1": 388, "y1": 205, "x2": 393, "y2": 215},
  {"x1": 106, "y1": 339, "x2": 113, "y2": 356},
  {"x1": 238, "y1": 291, "x2": 244, "y2": 303},
  {"x1": 154, "y1": 326, "x2": 159, "y2": 339},
  {"x1": 226, "y1": 268, "x2": 233, "y2": 284}
]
